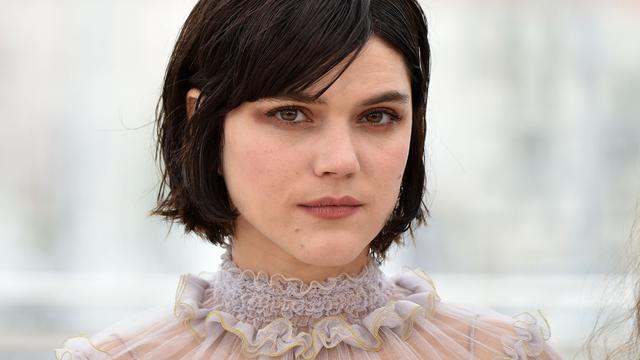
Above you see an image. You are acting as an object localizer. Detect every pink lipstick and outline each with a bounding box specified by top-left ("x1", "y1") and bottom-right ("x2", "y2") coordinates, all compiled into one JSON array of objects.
[{"x1": 298, "y1": 196, "x2": 363, "y2": 219}]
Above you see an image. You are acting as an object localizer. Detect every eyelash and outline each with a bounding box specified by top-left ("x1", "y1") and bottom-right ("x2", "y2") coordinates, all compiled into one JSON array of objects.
[{"x1": 264, "y1": 105, "x2": 402, "y2": 127}]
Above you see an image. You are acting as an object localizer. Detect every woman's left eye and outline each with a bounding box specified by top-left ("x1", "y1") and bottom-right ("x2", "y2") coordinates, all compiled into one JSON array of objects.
[{"x1": 361, "y1": 110, "x2": 400, "y2": 126}]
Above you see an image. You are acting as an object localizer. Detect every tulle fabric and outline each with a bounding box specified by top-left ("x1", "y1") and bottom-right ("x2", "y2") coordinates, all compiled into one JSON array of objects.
[{"x1": 56, "y1": 266, "x2": 561, "y2": 359}]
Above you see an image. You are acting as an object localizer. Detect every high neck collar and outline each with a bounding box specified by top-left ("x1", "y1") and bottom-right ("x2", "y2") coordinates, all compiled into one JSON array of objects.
[{"x1": 204, "y1": 249, "x2": 393, "y2": 329}]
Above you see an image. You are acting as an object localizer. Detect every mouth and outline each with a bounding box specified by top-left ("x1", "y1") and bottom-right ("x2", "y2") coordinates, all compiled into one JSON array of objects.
[
  {"x1": 299, "y1": 196, "x2": 364, "y2": 207},
  {"x1": 298, "y1": 204, "x2": 362, "y2": 219}
]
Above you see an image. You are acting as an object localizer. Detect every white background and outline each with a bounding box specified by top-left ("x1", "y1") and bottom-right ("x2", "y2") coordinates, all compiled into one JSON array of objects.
[{"x1": 1, "y1": 0, "x2": 639, "y2": 358}]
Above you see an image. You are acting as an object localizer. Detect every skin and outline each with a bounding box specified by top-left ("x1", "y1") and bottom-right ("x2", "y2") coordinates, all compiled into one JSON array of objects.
[{"x1": 186, "y1": 36, "x2": 413, "y2": 282}]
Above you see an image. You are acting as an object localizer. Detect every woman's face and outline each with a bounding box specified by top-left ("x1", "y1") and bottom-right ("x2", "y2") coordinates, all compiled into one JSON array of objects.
[{"x1": 222, "y1": 36, "x2": 413, "y2": 267}]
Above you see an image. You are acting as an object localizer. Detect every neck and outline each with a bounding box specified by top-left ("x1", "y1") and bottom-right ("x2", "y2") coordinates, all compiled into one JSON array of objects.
[{"x1": 229, "y1": 231, "x2": 371, "y2": 284}]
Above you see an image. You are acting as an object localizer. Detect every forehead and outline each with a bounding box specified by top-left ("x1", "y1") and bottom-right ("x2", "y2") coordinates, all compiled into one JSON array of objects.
[{"x1": 304, "y1": 36, "x2": 411, "y2": 102}]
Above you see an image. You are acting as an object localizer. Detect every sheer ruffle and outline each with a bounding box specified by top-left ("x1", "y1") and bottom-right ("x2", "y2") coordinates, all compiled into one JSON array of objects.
[
  {"x1": 56, "y1": 267, "x2": 561, "y2": 359},
  {"x1": 205, "y1": 251, "x2": 395, "y2": 328},
  {"x1": 171, "y1": 269, "x2": 438, "y2": 359}
]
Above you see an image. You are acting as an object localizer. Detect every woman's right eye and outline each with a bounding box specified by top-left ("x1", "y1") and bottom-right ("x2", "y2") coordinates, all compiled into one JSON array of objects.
[{"x1": 266, "y1": 107, "x2": 308, "y2": 125}]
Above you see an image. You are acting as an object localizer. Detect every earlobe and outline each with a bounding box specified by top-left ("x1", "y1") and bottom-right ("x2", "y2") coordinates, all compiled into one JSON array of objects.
[{"x1": 186, "y1": 88, "x2": 202, "y2": 120}]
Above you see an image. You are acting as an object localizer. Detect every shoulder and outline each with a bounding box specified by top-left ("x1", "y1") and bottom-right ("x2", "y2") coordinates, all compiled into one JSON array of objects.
[
  {"x1": 420, "y1": 301, "x2": 560, "y2": 359},
  {"x1": 55, "y1": 274, "x2": 203, "y2": 360},
  {"x1": 55, "y1": 271, "x2": 249, "y2": 360},
  {"x1": 389, "y1": 269, "x2": 561, "y2": 359},
  {"x1": 466, "y1": 309, "x2": 559, "y2": 359}
]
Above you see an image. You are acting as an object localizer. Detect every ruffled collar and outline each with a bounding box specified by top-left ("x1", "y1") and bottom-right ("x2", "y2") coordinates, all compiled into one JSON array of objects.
[
  {"x1": 170, "y1": 259, "x2": 552, "y2": 360},
  {"x1": 57, "y1": 251, "x2": 557, "y2": 360},
  {"x1": 173, "y1": 262, "x2": 439, "y2": 359},
  {"x1": 203, "y1": 250, "x2": 394, "y2": 329}
]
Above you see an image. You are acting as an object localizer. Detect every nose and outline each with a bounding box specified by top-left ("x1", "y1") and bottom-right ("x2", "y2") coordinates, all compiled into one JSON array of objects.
[{"x1": 312, "y1": 125, "x2": 361, "y2": 177}]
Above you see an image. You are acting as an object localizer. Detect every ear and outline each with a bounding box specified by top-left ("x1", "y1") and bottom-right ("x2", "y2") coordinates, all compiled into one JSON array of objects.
[
  {"x1": 186, "y1": 88, "x2": 223, "y2": 176},
  {"x1": 186, "y1": 88, "x2": 202, "y2": 120}
]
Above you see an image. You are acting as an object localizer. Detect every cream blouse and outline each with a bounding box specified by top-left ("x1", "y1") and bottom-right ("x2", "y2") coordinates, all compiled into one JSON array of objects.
[{"x1": 56, "y1": 250, "x2": 561, "y2": 359}]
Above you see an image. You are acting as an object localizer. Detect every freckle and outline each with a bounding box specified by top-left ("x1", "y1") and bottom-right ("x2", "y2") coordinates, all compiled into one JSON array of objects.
[{"x1": 294, "y1": 228, "x2": 300, "y2": 233}]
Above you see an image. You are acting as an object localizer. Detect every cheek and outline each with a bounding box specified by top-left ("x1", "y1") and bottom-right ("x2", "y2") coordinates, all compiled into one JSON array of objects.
[
  {"x1": 370, "y1": 129, "x2": 412, "y2": 184},
  {"x1": 379, "y1": 145, "x2": 409, "y2": 202},
  {"x1": 222, "y1": 127, "x2": 299, "y2": 210},
  {"x1": 388, "y1": 139, "x2": 411, "y2": 176},
  {"x1": 363, "y1": 129, "x2": 412, "y2": 216}
]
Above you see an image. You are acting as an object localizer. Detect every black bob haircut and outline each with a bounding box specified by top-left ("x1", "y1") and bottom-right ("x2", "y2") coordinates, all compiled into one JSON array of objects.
[{"x1": 153, "y1": 0, "x2": 431, "y2": 264}]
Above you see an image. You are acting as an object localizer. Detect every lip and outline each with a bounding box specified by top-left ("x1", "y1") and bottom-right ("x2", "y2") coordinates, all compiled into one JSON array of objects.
[
  {"x1": 299, "y1": 196, "x2": 364, "y2": 207},
  {"x1": 299, "y1": 206, "x2": 360, "y2": 219},
  {"x1": 298, "y1": 196, "x2": 363, "y2": 220}
]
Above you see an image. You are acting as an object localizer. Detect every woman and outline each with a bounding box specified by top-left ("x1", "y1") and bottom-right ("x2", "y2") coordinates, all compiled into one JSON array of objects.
[{"x1": 56, "y1": 0, "x2": 560, "y2": 358}]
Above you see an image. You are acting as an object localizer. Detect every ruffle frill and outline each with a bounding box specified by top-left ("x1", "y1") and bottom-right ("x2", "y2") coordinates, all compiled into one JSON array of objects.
[
  {"x1": 173, "y1": 269, "x2": 439, "y2": 359},
  {"x1": 205, "y1": 252, "x2": 394, "y2": 329},
  {"x1": 56, "y1": 268, "x2": 556, "y2": 359}
]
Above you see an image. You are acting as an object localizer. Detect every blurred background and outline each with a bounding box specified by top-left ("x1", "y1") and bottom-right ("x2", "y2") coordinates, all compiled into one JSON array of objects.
[{"x1": 1, "y1": 0, "x2": 639, "y2": 358}]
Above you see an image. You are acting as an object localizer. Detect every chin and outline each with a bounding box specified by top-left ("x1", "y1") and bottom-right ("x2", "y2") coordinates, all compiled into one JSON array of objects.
[{"x1": 288, "y1": 234, "x2": 371, "y2": 267}]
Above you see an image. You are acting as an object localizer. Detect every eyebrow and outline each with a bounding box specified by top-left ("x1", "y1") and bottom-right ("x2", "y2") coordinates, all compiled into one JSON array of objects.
[
  {"x1": 359, "y1": 91, "x2": 410, "y2": 106},
  {"x1": 262, "y1": 90, "x2": 410, "y2": 107}
]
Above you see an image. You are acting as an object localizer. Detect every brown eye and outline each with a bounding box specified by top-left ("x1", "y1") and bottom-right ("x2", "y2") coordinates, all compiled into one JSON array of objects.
[
  {"x1": 279, "y1": 109, "x2": 301, "y2": 122},
  {"x1": 265, "y1": 107, "x2": 308, "y2": 125},
  {"x1": 365, "y1": 112, "x2": 384, "y2": 123},
  {"x1": 362, "y1": 110, "x2": 400, "y2": 126}
]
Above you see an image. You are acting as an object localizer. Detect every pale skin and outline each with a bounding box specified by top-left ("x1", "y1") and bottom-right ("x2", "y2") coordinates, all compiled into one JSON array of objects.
[{"x1": 186, "y1": 36, "x2": 413, "y2": 283}]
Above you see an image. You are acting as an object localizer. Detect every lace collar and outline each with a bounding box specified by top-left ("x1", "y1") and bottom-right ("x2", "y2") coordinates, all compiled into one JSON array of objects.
[{"x1": 204, "y1": 250, "x2": 394, "y2": 329}]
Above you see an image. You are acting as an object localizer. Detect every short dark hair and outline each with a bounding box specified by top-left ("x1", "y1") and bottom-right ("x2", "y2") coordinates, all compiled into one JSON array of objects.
[{"x1": 152, "y1": 0, "x2": 431, "y2": 263}]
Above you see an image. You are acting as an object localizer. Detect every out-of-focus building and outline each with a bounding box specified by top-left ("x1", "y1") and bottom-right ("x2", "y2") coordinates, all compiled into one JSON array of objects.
[{"x1": 0, "y1": 0, "x2": 638, "y2": 358}]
